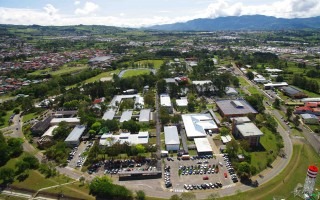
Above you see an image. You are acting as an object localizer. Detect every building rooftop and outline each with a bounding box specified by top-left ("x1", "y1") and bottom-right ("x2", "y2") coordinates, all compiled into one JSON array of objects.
[
  {"x1": 102, "y1": 109, "x2": 116, "y2": 120},
  {"x1": 236, "y1": 123, "x2": 263, "y2": 137},
  {"x1": 216, "y1": 99, "x2": 258, "y2": 116},
  {"x1": 65, "y1": 125, "x2": 86, "y2": 142},
  {"x1": 192, "y1": 80, "x2": 212, "y2": 85},
  {"x1": 41, "y1": 125, "x2": 58, "y2": 138},
  {"x1": 301, "y1": 113, "x2": 318, "y2": 119},
  {"x1": 230, "y1": 116, "x2": 251, "y2": 123},
  {"x1": 182, "y1": 114, "x2": 217, "y2": 138},
  {"x1": 264, "y1": 82, "x2": 288, "y2": 87},
  {"x1": 194, "y1": 138, "x2": 212, "y2": 153},
  {"x1": 176, "y1": 97, "x2": 188, "y2": 107},
  {"x1": 160, "y1": 94, "x2": 172, "y2": 107},
  {"x1": 110, "y1": 94, "x2": 144, "y2": 108},
  {"x1": 139, "y1": 109, "x2": 151, "y2": 122},
  {"x1": 99, "y1": 131, "x2": 149, "y2": 146},
  {"x1": 89, "y1": 56, "x2": 111, "y2": 62},
  {"x1": 164, "y1": 126, "x2": 180, "y2": 145},
  {"x1": 50, "y1": 118, "x2": 80, "y2": 125},
  {"x1": 225, "y1": 87, "x2": 238, "y2": 95},
  {"x1": 281, "y1": 86, "x2": 303, "y2": 96},
  {"x1": 120, "y1": 110, "x2": 133, "y2": 123},
  {"x1": 301, "y1": 98, "x2": 320, "y2": 102}
]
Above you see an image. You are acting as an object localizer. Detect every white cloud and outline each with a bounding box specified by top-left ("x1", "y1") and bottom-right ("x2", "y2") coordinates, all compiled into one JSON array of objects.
[
  {"x1": 75, "y1": 2, "x2": 99, "y2": 15},
  {"x1": 119, "y1": 13, "x2": 125, "y2": 17},
  {"x1": 74, "y1": 1, "x2": 81, "y2": 6},
  {"x1": 43, "y1": 4, "x2": 58, "y2": 16}
]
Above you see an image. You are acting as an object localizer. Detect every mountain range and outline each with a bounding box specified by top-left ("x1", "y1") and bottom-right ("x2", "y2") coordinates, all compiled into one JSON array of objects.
[{"x1": 148, "y1": 15, "x2": 320, "y2": 31}]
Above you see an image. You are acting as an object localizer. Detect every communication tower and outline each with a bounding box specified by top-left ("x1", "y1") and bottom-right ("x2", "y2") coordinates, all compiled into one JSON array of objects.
[{"x1": 303, "y1": 165, "x2": 318, "y2": 196}]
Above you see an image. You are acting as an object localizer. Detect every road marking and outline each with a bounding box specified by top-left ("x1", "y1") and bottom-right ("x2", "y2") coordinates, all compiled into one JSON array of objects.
[
  {"x1": 137, "y1": 184, "x2": 153, "y2": 189},
  {"x1": 222, "y1": 183, "x2": 236, "y2": 189},
  {"x1": 173, "y1": 189, "x2": 185, "y2": 193}
]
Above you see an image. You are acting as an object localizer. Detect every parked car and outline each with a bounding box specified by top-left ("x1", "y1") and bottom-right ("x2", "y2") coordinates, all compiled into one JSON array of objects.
[{"x1": 203, "y1": 176, "x2": 209, "y2": 180}]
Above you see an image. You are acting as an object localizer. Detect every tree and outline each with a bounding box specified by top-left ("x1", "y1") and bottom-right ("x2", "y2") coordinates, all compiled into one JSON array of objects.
[
  {"x1": 144, "y1": 90, "x2": 155, "y2": 108},
  {"x1": 239, "y1": 140, "x2": 250, "y2": 152},
  {"x1": 53, "y1": 121, "x2": 70, "y2": 140},
  {"x1": 0, "y1": 132, "x2": 9, "y2": 166},
  {"x1": 15, "y1": 160, "x2": 30, "y2": 174},
  {"x1": 7, "y1": 137, "x2": 23, "y2": 157},
  {"x1": 122, "y1": 120, "x2": 140, "y2": 134},
  {"x1": 272, "y1": 98, "x2": 280, "y2": 109},
  {"x1": 220, "y1": 127, "x2": 230, "y2": 136},
  {"x1": 246, "y1": 71, "x2": 254, "y2": 80},
  {"x1": 159, "y1": 107, "x2": 170, "y2": 125},
  {"x1": 91, "y1": 121, "x2": 101, "y2": 133},
  {"x1": 0, "y1": 167, "x2": 15, "y2": 184},
  {"x1": 89, "y1": 176, "x2": 133, "y2": 200},
  {"x1": 237, "y1": 162, "x2": 251, "y2": 180},
  {"x1": 22, "y1": 155, "x2": 39, "y2": 169},
  {"x1": 293, "y1": 115, "x2": 300, "y2": 127},
  {"x1": 187, "y1": 102, "x2": 195, "y2": 112},
  {"x1": 13, "y1": 108, "x2": 20, "y2": 114},
  {"x1": 275, "y1": 75, "x2": 284, "y2": 82},
  {"x1": 135, "y1": 190, "x2": 145, "y2": 200},
  {"x1": 135, "y1": 144, "x2": 146, "y2": 154},
  {"x1": 157, "y1": 80, "x2": 167, "y2": 94},
  {"x1": 286, "y1": 107, "x2": 293, "y2": 120},
  {"x1": 79, "y1": 176, "x2": 85, "y2": 186},
  {"x1": 180, "y1": 192, "x2": 196, "y2": 200},
  {"x1": 226, "y1": 139, "x2": 239, "y2": 158}
]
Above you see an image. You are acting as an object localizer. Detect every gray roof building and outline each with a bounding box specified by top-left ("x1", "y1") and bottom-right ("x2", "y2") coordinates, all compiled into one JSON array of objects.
[
  {"x1": 102, "y1": 109, "x2": 116, "y2": 120},
  {"x1": 120, "y1": 110, "x2": 133, "y2": 122},
  {"x1": 65, "y1": 125, "x2": 86, "y2": 145},
  {"x1": 139, "y1": 109, "x2": 151, "y2": 122},
  {"x1": 164, "y1": 126, "x2": 180, "y2": 145},
  {"x1": 236, "y1": 123, "x2": 263, "y2": 137},
  {"x1": 216, "y1": 99, "x2": 258, "y2": 117}
]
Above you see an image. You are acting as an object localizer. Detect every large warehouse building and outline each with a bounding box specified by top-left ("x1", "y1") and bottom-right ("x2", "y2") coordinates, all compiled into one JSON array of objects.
[
  {"x1": 65, "y1": 125, "x2": 86, "y2": 146},
  {"x1": 194, "y1": 138, "x2": 213, "y2": 155},
  {"x1": 164, "y1": 126, "x2": 180, "y2": 151},
  {"x1": 216, "y1": 100, "x2": 258, "y2": 118}
]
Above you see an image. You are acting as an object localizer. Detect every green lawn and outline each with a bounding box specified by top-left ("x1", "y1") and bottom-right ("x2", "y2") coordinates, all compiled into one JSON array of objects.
[
  {"x1": 239, "y1": 77, "x2": 250, "y2": 87},
  {"x1": 29, "y1": 65, "x2": 88, "y2": 77},
  {"x1": 67, "y1": 69, "x2": 120, "y2": 89},
  {"x1": 247, "y1": 86, "x2": 260, "y2": 95},
  {"x1": 22, "y1": 111, "x2": 43, "y2": 123},
  {"x1": 122, "y1": 69, "x2": 152, "y2": 78},
  {"x1": 0, "y1": 110, "x2": 14, "y2": 128},
  {"x1": 135, "y1": 60, "x2": 164, "y2": 69},
  {"x1": 220, "y1": 143, "x2": 320, "y2": 200}
]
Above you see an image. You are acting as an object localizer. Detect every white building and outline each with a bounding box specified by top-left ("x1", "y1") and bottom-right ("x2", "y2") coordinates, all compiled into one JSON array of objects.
[
  {"x1": 99, "y1": 132, "x2": 149, "y2": 146},
  {"x1": 160, "y1": 94, "x2": 172, "y2": 113},
  {"x1": 194, "y1": 138, "x2": 212, "y2": 155},
  {"x1": 164, "y1": 126, "x2": 180, "y2": 151},
  {"x1": 50, "y1": 118, "x2": 80, "y2": 126},
  {"x1": 182, "y1": 114, "x2": 218, "y2": 138},
  {"x1": 176, "y1": 97, "x2": 188, "y2": 107},
  {"x1": 301, "y1": 114, "x2": 319, "y2": 125}
]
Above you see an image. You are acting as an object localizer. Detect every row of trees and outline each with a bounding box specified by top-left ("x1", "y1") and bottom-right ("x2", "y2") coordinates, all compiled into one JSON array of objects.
[
  {"x1": 0, "y1": 132, "x2": 24, "y2": 166},
  {"x1": 292, "y1": 74, "x2": 319, "y2": 93}
]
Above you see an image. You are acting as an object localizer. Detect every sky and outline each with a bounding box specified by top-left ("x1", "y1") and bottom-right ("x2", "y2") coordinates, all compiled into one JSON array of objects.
[{"x1": 0, "y1": 0, "x2": 320, "y2": 27}]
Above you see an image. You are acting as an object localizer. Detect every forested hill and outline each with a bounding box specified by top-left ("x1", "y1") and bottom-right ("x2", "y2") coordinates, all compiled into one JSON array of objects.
[
  {"x1": 0, "y1": 24, "x2": 134, "y2": 37},
  {"x1": 148, "y1": 15, "x2": 320, "y2": 31}
]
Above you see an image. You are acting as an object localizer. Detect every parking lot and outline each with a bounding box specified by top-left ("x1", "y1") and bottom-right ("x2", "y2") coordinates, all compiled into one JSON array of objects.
[
  {"x1": 68, "y1": 141, "x2": 93, "y2": 168},
  {"x1": 164, "y1": 154, "x2": 238, "y2": 192}
]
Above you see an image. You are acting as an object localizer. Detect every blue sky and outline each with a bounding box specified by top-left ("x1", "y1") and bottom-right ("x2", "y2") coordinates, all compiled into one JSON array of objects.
[{"x1": 0, "y1": 0, "x2": 319, "y2": 27}]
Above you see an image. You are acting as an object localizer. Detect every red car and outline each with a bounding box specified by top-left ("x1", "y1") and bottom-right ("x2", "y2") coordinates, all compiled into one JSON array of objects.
[
  {"x1": 203, "y1": 176, "x2": 209, "y2": 180},
  {"x1": 224, "y1": 172, "x2": 228, "y2": 178}
]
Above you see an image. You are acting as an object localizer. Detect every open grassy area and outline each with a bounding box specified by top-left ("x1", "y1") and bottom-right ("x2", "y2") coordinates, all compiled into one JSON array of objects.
[
  {"x1": 247, "y1": 86, "x2": 260, "y2": 95},
  {"x1": 67, "y1": 69, "x2": 120, "y2": 89},
  {"x1": 29, "y1": 65, "x2": 88, "y2": 77},
  {"x1": 239, "y1": 77, "x2": 250, "y2": 87},
  {"x1": 122, "y1": 69, "x2": 152, "y2": 78},
  {"x1": 220, "y1": 143, "x2": 320, "y2": 200},
  {"x1": 0, "y1": 110, "x2": 14, "y2": 128},
  {"x1": 134, "y1": 60, "x2": 164, "y2": 69}
]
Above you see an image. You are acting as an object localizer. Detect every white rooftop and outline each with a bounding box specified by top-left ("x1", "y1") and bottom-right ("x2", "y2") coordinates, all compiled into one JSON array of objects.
[
  {"x1": 99, "y1": 131, "x2": 149, "y2": 146},
  {"x1": 102, "y1": 109, "x2": 116, "y2": 120},
  {"x1": 164, "y1": 126, "x2": 180, "y2": 145},
  {"x1": 41, "y1": 125, "x2": 58, "y2": 138},
  {"x1": 265, "y1": 68, "x2": 283, "y2": 73},
  {"x1": 194, "y1": 138, "x2": 212, "y2": 153},
  {"x1": 176, "y1": 98, "x2": 188, "y2": 107},
  {"x1": 301, "y1": 113, "x2": 318, "y2": 119},
  {"x1": 110, "y1": 94, "x2": 144, "y2": 108},
  {"x1": 236, "y1": 123, "x2": 264, "y2": 137},
  {"x1": 160, "y1": 94, "x2": 172, "y2": 107},
  {"x1": 264, "y1": 82, "x2": 288, "y2": 87},
  {"x1": 182, "y1": 114, "x2": 218, "y2": 138},
  {"x1": 65, "y1": 125, "x2": 86, "y2": 142},
  {"x1": 120, "y1": 110, "x2": 133, "y2": 122},
  {"x1": 139, "y1": 109, "x2": 150, "y2": 122},
  {"x1": 301, "y1": 98, "x2": 320, "y2": 102},
  {"x1": 192, "y1": 80, "x2": 212, "y2": 85},
  {"x1": 50, "y1": 118, "x2": 80, "y2": 125}
]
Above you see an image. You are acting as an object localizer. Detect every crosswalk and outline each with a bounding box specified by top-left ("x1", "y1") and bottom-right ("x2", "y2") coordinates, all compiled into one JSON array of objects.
[
  {"x1": 173, "y1": 189, "x2": 186, "y2": 193},
  {"x1": 222, "y1": 183, "x2": 236, "y2": 189}
]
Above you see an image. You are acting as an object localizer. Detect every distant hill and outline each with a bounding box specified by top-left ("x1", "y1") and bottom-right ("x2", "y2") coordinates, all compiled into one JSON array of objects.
[{"x1": 148, "y1": 15, "x2": 320, "y2": 31}]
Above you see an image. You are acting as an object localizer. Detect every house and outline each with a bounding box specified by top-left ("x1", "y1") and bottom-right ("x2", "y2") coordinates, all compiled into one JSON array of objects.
[
  {"x1": 120, "y1": 110, "x2": 133, "y2": 123},
  {"x1": 50, "y1": 118, "x2": 80, "y2": 126},
  {"x1": 164, "y1": 126, "x2": 180, "y2": 151},
  {"x1": 182, "y1": 113, "x2": 218, "y2": 138},
  {"x1": 176, "y1": 97, "x2": 188, "y2": 107},
  {"x1": 225, "y1": 87, "x2": 238, "y2": 96},
  {"x1": 65, "y1": 125, "x2": 86, "y2": 146},
  {"x1": 194, "y1": 138, "x2": 212, "y2": 155},
  {"x1": 231, "y1": 118, "x2": 263, "y2": 147},
  {"x1": 281, "y1": 86, "x2": 307, "y2": 99},
  {"x1": 139, "y1": 109, "x2": 151, "y2": 122},
  {"x1": 102, "y1": 109, "x2": 116, "y2": 120},
  {"x1": 301, "y1": 114, "x2": 319, "y2": 125},
  {"x1": 160, "y1": 94, "x2": 172, "y2": 113},
  {"x1": 31, "y1": 116, "x2": 53, "y2": 136},
  {"x1": 216, "y1": 99, "x2": 258, "y2": 118}
]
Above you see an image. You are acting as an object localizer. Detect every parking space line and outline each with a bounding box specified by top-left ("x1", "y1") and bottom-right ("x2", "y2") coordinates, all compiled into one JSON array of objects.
[{"x1": 222, "y1": 183, "x2": 236, "y2": 189}]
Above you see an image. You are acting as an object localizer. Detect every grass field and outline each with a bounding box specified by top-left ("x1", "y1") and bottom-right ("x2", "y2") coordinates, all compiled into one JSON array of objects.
[
  {"x1": 122, "y1": 69, "x2": 152, "y2": 78},
  {"x1": 134, "y1": 60, "x2": 164, "y2": 69},
  {"x1": 220, "y1": 143, "x2": 320, "y2": 200},
  {"x1": 29, "y1": 65, "x2": 88, "y2": 77},
  {"x1": 0, "y1": 110, "x2": 14, "y2": 128},
  {"x1": 247, "y1": 86, "x2": 260, "y2": 95}
]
